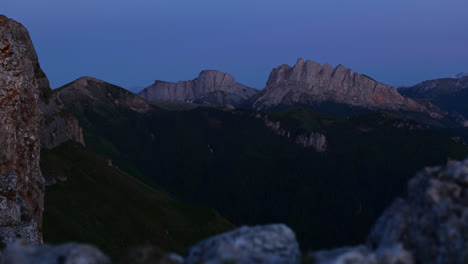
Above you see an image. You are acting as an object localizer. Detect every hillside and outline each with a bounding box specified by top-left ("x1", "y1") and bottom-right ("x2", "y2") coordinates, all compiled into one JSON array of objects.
[
  {"x1": 53, "y1": 78, "x2": 468, "y2": 250},
  {"x1": 40, "y1": 141, "x2": 234, "y2": 259}
]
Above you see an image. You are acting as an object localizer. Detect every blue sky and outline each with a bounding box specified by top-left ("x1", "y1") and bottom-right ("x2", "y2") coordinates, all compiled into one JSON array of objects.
[{"x1": 2, "y1": 0, "x2": 468, "y2": 90}]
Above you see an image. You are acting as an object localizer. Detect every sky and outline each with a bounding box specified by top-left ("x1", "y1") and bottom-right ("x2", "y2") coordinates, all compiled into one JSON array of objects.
[{"x1": 2, "y1": 0, "x2": 468, "y2": 90}]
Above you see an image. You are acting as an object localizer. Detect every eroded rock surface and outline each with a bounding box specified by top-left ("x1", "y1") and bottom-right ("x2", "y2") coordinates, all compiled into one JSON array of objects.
[
  {"x1": 185, "y1": 224, "x2": 301, "y2": 264},
  {"x1": 139, "y1": 70, "x2": 258, "y2": 106},
  {"x1": 252, "y1": 58, "x2": 442, "y2": 120},
  {"x1": 38, "y1": 77, "x2": 84, "y2": 150},
  {"x1": 0, "y1": 15, "x2": 44, "y2": 246}
]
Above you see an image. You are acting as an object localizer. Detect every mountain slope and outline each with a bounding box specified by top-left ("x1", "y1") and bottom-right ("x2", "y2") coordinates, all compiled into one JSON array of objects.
[
  {"x1": 250, "y1": 59, "x2": 442, "y2": 119},
  {"x1": 138, "y1": 70, "x2": 258, "y2": 106},
  {"x1": 54, "y1": 78, "x2": 468, "y2": 251},
  {"x1": 399, "y1": 77, "x2": 468, "y2": 125},
  {"x1": 41, "y1": 141, "x2": 234, "y2": 259}
]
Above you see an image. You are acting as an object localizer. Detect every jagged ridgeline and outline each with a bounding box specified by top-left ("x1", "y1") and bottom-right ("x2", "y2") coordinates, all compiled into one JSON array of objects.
[{"x1": 53, "y1": 74, "x2": 468, "y2": 251}]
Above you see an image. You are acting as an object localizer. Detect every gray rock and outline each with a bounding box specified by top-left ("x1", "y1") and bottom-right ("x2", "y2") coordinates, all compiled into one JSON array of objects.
[
  {"x1": 185, "y1": 224, "x2": 301, "y2": 264},
  {"x1": 138, "y1": 70, "x2": 258, "y2": 106},
  {"x1": 0, "y1": 241, "x2": 110, "y2": 264},
  {"x1": 261, "y1": 115, "x2": 327, "y2": 151},
  {"x1": 0, "y1": 14, "x2": 44, "y2": 245},
  {"x1": 309, "y1": 244, "x2": 413, "y2": 264},
  {"x1": 367, "y1": 158, "x2": 468, "y2": 264},
  {"x1": 252, "y1": 58, "x2": 442, "y2": 119}
]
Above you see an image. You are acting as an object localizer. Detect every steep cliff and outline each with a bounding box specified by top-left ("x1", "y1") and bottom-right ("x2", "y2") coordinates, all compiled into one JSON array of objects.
[
  {"x1": 138, "y1": 70, "x2": 257, "y2": 106},
  {"x1": 252, "y1": 59, "x2": 442, "y2": 119},
  {"x1": 0, "y1": 15, "x2": 44, "y2": 245}
]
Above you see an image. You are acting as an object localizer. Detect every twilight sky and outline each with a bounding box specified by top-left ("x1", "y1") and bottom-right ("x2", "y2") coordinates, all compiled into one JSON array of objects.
[{"x1": 2, "y1": 0, "x2": 468, "y2": 90}]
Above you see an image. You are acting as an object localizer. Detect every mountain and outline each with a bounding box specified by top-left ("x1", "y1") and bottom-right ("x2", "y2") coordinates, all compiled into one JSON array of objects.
[
  {"x1": 250, "y1": 58, "x2": 442, "y2": 118},
  {"x1": 138, "y1": 70, "x2": 258, "y2": 106},
  {"x1": 398, "y1": 76, "x2": 468, "y2": 125},
  {"x1": 53, "y1": 77, "x2": 468, "y2": 251},
  {"x1": 41, "y1": 141, "x2": 234, "y2": 259}
]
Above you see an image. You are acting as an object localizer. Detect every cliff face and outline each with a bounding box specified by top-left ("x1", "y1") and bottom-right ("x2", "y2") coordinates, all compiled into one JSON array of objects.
[
  {"x1": 138, "y1": 70, "x2": 258, "y2": 106},
  {"x1": 0, "y1": 15, "x2": 44, "y2": 245},
  {"x1": 252, "y1": 59, "x2": 440, "y2": 118},
  {"x1": 37, "y1": 66, "x2": 84, "y2": 150}
]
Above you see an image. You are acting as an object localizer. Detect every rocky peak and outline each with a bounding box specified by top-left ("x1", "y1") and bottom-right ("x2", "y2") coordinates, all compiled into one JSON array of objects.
[
  {"x1": 253, "y1": 59, "x2": 439, "y2": 118},
  {"x1": 0, "y1": 15, "x2": 44, "y2": 245},
  {"x1": 139, "y1": 70, "x2": 257, "y2": 106}
]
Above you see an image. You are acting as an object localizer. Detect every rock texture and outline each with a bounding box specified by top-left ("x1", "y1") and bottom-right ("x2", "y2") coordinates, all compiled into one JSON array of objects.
[
  {"x1": 185, "y1": 224, "x2": 301, "y2": 264},
  {"x1": 310, "y1": 158, "x2": 468, "y2": 264},
  {"x1": 0, "y1": 241, "x2": 110, "y2": 264},
  {"x1": 252, "y1": 59, "x2": 441, "y2": 118},
  {"x1": 259, "y1": 114, "x2": 327, "y2": 151},
  {"x1": 0, "y1": 15, "x2": 44, "y2": 246},
  {"x1": 367, "y1": 158, "x2": 468, "y2": 264},
  {"x1": 38, "y1": 77, "x2": 84, "y2": 150},
  {"x1": 310, "y1": 244, "x2": 413, "y2": 264},
  {"x1": 138, "y1": 70, "x2": 258, "y2": 106}
]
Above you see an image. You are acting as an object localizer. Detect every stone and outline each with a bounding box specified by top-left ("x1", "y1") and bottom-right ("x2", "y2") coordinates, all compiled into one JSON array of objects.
[
  {"x1": 185, "y1": 224, "x2": 301, "y2": 264},
  {"x1": 252, "y1": 58, "x2": 443, "y2": 119},
  {"x1": 308, "y1": 244, "x2": 413, "y2": 264},
  {"x1": 138, "y1": 70, "x2": 258, "y2": 106},
  {"x1": 0, "y1": 14, "x2": 44, "y2": 245},
  {"x1": 366, "y1": 158, "x2": 468, "y2": 264},
  {"x1": 0, "y1": 241, "x2": 110, "y2": 264}
]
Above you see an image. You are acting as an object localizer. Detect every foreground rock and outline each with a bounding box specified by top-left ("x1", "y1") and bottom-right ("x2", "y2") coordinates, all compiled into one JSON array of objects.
[
  {"x1": 0, "y1": 241, "x2": 110, "y2": 264},
  {"x1": 0, "y1": 15, "x2": 44, "y2": 245},
  {"x1": 310, "y1": 158, "x2": 468, "y2": 264},
  {"x1": 185, "y1": 224, "x2": 301, "y2": 264},
  {"x1": 139, "y1": 70, "x2": 258, "y2": 106}
]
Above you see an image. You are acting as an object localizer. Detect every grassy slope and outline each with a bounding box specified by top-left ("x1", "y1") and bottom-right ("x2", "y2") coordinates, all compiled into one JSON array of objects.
[
  {"x1": 55, "y1": 80, "x2": 468, "y2": 251},
  {"x1": 40, "y1": 141, "x2": 234, "y2": 259}
]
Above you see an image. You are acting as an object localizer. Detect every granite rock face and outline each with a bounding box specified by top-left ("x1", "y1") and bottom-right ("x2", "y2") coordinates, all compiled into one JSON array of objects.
[
  {"x1": 0, "y1": 241, "x2": 111, "y2": 264},
  {"x1": 252, "y1": 59, "x2": 441, "y2": 118},
  {"x1": 0, "y1": 15, "x2": 44, "y2": 246},
  {"x1": 185, "y1": 224, "x2": 301, "y2": 264},
  {"x1": 139, "y1": 70, "x2": 258, "y2": 106}
]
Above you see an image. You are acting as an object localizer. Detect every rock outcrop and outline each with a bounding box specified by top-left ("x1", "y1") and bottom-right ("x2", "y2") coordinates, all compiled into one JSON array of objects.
[
  {"x1": 0, "y1": 15, "x2": 44, "y2": 245},
  {"x1": 37, "y1": 69, "x2": 84, "y2": 150},
  {"x1": 260, "y1": 114, "x2": 327, "y2": 151},
  {"x1": 138, "y1": 70, "x2": 258, "y2": 106},
  {"x1": 309, "y1": 158, "x2": 468, "y2": 264},
  {"x1": 252, "y1": 59, "x2": 442, "y2": 118},
  {"x1": 185, "y1": 224, "x2": 301, "y2": 264}
]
